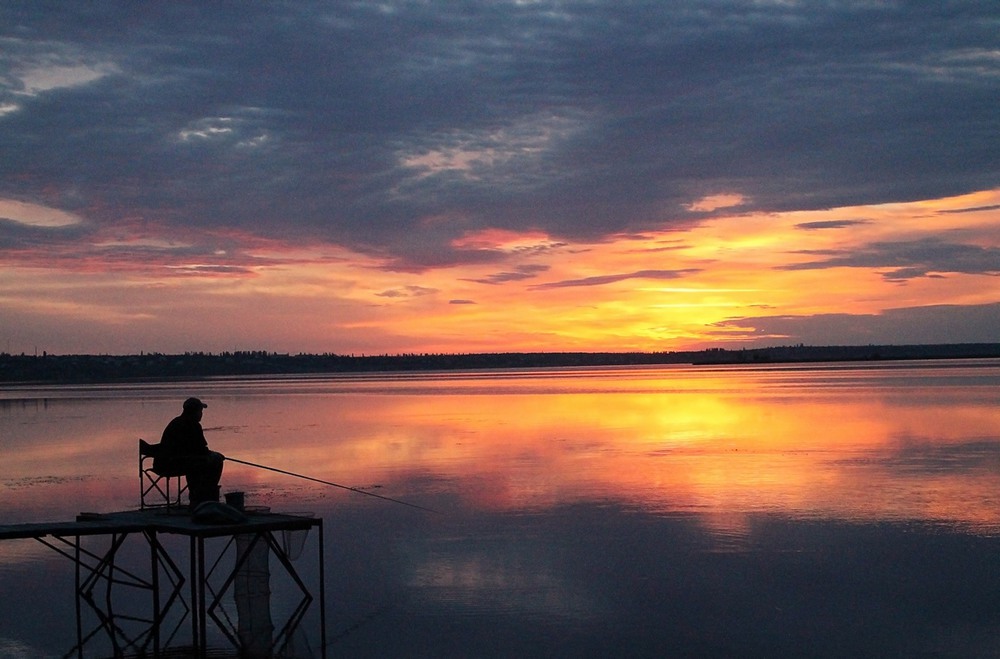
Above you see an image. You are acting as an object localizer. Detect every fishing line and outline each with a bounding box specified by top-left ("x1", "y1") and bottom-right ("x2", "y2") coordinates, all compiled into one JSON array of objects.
[{"x1": 225, "y1": 456, "x2": 441, "y2": 514}]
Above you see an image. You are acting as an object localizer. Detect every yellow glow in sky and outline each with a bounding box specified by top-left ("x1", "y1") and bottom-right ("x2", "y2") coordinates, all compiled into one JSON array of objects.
[{"x1": 0, "y1": 189, "x2": 997, "y2": 354}]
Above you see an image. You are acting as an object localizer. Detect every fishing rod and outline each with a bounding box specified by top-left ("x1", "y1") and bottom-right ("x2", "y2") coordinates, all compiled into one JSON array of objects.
[{"x1": 225, "y1": 456, "x2": 441, "y2": 515}]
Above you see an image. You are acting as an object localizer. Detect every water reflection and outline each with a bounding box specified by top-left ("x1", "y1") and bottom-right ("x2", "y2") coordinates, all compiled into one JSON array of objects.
[
  {"x1": 2, "y1": 362, "x2": 1000, "y2": 529},
  {"x1": 2, "y1": 361, "x2": 1000, "y2": 656}
]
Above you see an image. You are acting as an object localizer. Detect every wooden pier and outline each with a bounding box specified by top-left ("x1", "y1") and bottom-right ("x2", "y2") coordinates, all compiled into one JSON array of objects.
[{"x1": 0, "y1": 506, "x2": 326, "y2": 657}]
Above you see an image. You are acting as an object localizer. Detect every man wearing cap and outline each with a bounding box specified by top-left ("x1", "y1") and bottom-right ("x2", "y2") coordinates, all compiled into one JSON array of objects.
[{"x1": 156, "y1": 397, "x2": 225, "y2": 508}]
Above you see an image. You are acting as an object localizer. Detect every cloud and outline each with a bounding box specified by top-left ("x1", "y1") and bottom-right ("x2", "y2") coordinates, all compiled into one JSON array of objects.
[
  {"x1": 16, "y1": 62, "x2": 117, "y2": 95},
  {"x1": 0, "y1": 2, "x2": 995, "y2": 269},
  {"x1": 795, "y1": 219, "x2": 871, "y2": 231},
  {"x1": 780, "y1": 239, "x2": 1000, "y2": 281},
  {"x1": 166, "y1": 264, "x2": 255, "y2": 276},
  {"x1": 711, "y1": 302, "x2": 1000, "y2": 346},
  {"x1": 466, "y1": 264, "x2": 550, "y2": 285},
  {"x1": 376, "y1": 285, "x2": 438, "y2": 298},
  {"x1": 0, "y1": 199, "x2": 83, "y2": 227},
  {"x1": 941, "y1": 203, "x2": 1000, "y2": 215},
  {"x1": 532, "y1": 269, "x2": 701, "y2": 290},
  {"x1": 685, "y1": 193, "x2": 746, "y2": 212}
]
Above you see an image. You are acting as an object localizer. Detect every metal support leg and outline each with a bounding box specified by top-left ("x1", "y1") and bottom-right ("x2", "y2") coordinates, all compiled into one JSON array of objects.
[
  {"x1": 149, "y1": 530, "x2": 160, "y2": 655},
  {"x1": 197, "y1": 536, "x2": 207, "y2": 654},
  {"x1": 75, "y1": 536, "x2": 83, "y2": 659},
  {"x1": 318, "y1": 518, "x2": 327, "y2": 659},
  {"x1": 190, "y1": 535, "x2": 199, "y2": 654}
]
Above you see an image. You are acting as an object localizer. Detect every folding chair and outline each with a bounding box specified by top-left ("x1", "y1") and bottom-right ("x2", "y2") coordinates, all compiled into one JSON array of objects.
[{"x1": 139, "y1": 439, "x2": 188, "y2": 509}]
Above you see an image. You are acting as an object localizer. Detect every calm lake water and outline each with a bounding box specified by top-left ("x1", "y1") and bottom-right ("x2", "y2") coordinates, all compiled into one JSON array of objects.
[{"x1": 2, "y1": 360, "x2": 1000, "y2": 657}]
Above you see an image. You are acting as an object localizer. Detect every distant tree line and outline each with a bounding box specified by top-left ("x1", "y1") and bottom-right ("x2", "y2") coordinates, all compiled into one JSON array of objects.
[{"x1": 0, "y1": 343, "x2": 998, "y2": 384}]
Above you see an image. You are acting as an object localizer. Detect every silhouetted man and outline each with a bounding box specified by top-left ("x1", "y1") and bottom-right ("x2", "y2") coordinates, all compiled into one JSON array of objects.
[{"x1": 156, "y1": 397, "x2": 224, "y2": 508}]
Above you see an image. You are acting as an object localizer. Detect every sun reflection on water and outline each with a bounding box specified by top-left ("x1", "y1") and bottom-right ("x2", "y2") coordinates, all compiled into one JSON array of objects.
[
  {"x1": 2, "y1": 362, "x2": 999, "y2": 536},
  {"x1": 3, "y1": 362, "x2": 1000, "y2": 656}
]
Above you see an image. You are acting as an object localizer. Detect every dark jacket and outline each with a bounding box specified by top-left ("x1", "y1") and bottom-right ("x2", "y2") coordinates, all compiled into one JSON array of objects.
[{"x1": 154, "y1": 414, "x2": 208, "y2": 473}]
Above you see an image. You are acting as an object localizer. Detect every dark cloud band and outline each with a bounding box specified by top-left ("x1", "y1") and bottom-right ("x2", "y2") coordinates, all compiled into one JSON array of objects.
[{"x1": 0, "y1": 1, "x2": 996, "y2": 270}]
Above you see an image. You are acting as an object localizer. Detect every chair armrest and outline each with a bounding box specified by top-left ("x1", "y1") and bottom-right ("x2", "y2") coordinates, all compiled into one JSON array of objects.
[{"x1": 139, "y1": 439, "x2": 161, "y2": 458}]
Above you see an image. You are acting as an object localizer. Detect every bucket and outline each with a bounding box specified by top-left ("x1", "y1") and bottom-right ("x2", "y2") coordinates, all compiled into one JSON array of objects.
[{"x1": 225, "y1": 491, "x2": 245, "y2": 510}]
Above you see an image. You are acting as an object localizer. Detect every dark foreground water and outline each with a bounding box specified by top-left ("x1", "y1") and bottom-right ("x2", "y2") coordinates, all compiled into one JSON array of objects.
[{"x1": 2, "y1": 360, "x2": 1000, "y2": 657}]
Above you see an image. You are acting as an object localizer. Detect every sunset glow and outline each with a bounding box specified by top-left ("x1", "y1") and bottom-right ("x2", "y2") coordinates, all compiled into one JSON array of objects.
[
  {"x1": 2, "y1": 190, "x2": 996, "y2": 355},
  {"x1": 6, "y1": 366, "x2": 998, "y2": 533},
  {"x1": 1, "y1": 2, "x2": 997, "y2": 355}
]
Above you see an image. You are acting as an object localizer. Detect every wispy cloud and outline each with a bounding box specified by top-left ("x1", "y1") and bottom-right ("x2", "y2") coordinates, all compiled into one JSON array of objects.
[
  {"x1": 466, "y1": 264, "x2": 549, "y2": 285},
  {"x1": 795, "y1": 220, "x2": 871, "y2": 231},
  {"x1": 377, "y1": 285, "x2": 438, "y2": 299},
  {"x1": 941, "y1": 204, "x2": 1000, "y2": 215},
  {"x1": 780, "y1": 239, "x2": 1000, "y2": 281},
  {"x1": 532, "y1": 269, "x2": 701, "y2": 290},
  {"x1": 711, "y1": 303, "x2": 1000, "y2": 346},
  {"x1": 0, "y1": 199, "x2": 84, "y2": 228}
]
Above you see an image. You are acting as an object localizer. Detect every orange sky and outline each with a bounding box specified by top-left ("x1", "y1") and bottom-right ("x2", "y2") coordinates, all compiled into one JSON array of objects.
[{"x1": 1, "y1": 189, "x2": 998, "y2": 355}]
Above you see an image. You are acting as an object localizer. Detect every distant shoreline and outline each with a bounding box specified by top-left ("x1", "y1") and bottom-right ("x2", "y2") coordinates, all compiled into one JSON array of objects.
[{"x1": 1, "y1": 343, "x2": 998, "y2": 384}]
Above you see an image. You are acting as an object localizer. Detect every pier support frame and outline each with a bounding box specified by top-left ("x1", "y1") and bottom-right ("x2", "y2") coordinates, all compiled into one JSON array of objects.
[{"x1": 1, "y1": 510, "x2": 325, "y2": 657}]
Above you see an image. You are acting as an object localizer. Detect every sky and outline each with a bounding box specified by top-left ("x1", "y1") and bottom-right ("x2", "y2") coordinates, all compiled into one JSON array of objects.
[{"x1": 1, "y1": 1, "x2": 998, "y2": 356}]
